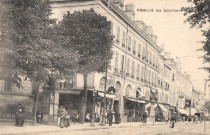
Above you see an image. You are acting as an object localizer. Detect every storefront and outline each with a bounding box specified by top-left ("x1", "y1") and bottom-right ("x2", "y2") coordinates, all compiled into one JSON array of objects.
[
  {"x1": 123, "y1": 97, "x2": 145, "y2": 122},
  {"x1": 41, "y1": 89, "x2": 82, "y2": 123},
  {"x1": 153, "y1": 103, "x2": 168, "y2": 121},
  {"x1": 177, "y1": 108, "x2": 189, "y2": 121}
]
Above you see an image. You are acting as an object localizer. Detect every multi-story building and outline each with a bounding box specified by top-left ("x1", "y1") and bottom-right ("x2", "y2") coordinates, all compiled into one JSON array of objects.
[
  {"x1": 156, "y1": 54, "x2": 171, "y2": 120},
  {"x1": 0, "y1": 0, "x2": 204, "y2": 124},
  {"x1": 48, "y1": 0, "x2": 162, "y2": 123}
]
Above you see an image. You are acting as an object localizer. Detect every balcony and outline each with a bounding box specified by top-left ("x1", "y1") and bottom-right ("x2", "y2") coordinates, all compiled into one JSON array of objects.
[
  {"x1": 131, "y1": 75, "x2": 135, "y2": 79},
  {"x1": 122, "y1": 43, "x2": 125, "y2": 48}
]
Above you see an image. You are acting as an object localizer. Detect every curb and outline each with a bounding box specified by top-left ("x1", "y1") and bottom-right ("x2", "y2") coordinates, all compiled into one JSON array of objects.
[{"x1": 0, "y1": 122, "x2": 167, "y2": 135}]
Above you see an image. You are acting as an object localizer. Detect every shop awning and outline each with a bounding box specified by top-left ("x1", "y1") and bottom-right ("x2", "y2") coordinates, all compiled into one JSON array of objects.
[
  {"x1": 158, "y1": 104, "x2": 168, "y2": 112},
  {"x1": 125, "y1": 97, "x2": 145, "y2": 104},
  {"x1": 191, "y1": 108, "x2": 197, "y2": 115},
  {"x1": 152, "y1": 104, "x2": 168, "y2": 112},
  {"x1": 177, "y1": 108, "x2": 188, "y2": 115},
  {"x1": 153, "y1": 103, "x2": 158, "y2": 108},
  {"x1": 98, "y1": 92, "x2": 116, "y2": 98},
  {"x1": 145, "y1": 103, "x2": 151, "y2": 108}
]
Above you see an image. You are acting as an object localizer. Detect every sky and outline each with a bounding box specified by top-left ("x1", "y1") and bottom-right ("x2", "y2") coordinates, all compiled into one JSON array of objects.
[{"x1": 124, "y1": 0, "x2": 209, "y2": 91}]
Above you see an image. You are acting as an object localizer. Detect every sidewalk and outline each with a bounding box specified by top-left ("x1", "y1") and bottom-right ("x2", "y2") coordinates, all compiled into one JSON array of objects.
[{"x1": 0, "y1": 120, "x2": 167, "y2": 135}]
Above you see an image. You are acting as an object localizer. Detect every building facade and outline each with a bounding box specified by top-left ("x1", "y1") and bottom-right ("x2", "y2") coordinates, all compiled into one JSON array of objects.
[{"x1": 0, "y1": 0, "x2": 206, "y2": 124}]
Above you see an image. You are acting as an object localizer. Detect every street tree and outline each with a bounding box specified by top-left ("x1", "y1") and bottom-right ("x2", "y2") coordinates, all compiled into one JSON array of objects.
[
  {"x1": 183, "y1": 0, "x2": 210, "y2": 80},
  {"x1": 0, "y1": 0, "x2": 78, "y2": 125},
  {"x1": 56, "y1": 9, "x2": 114, "y2": 123}
]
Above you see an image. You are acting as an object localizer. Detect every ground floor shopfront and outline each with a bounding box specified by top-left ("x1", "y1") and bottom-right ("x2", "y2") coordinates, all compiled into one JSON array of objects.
[
  {"x1": 123, "y1": 97, "x2": 145, "y2": 122},
  {"x1": 40, "y1": 89, "x2": 118, "y2": 124},
  {"x1": 144, "y1": 102, "x2": 169, "y2": 122}
]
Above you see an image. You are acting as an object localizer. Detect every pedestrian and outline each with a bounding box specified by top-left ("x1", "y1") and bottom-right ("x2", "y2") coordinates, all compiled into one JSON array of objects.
[
  {"x1": 142, "y1": 112, "x2": 148, "y2": 125},
  {"x1": 107, "y1": 110, "x2": 113, "y2": 126},
  {"x1": 72, "y1": 110, "x2": 79, "y2": 124},
  {"x1": 15, "y1": 108, "x2": 25, "y2": 127},
  {"x1": 170, "y1": 114, "x2": 176, "y2": 128},
  {"x1": 36, "y1": 110, "x2": 43, "y2": 123},
  {"x1": 57, "y1": 106, "x2": 63, "y2": 127},
  {"x1": 15, "y1": 103, "x2": 23, "y2": 126},
  {"x1": 85, "y1": 113, "x2": 91, "y2": 122},
  {"x1": 59, "y1": 107, "x2": 69, "y2": 128}
]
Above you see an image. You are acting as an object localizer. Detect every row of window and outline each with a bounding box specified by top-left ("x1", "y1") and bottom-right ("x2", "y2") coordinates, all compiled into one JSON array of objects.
[
  {"x1": 115, "y1": 26, "x2": 159, "y2": 68},
  {"x1": 114, "y1": 52, "x2": 158, "y2": 86}
]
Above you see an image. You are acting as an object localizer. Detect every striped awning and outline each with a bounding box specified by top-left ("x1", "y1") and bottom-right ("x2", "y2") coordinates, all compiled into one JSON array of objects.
[
  {"x1": 145, "y1": 103, "x2": 151, "y2": 108},
  {"x1": 98, "y1": 92, "x2": 116, "y2": 98},
  {"x1": 153, "y1": 104, "x2": 168, "y2": 112},
  {"x1": 158, "y1": 104, "x2": 168, "y2": 112}
]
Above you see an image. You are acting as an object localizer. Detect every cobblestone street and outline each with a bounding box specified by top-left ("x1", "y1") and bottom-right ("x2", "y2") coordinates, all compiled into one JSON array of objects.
[
  {"x1": 1, "y1": 121, "x2": 210, "y2": 135},
  {"x1": 39, "y1": 121, "x2": 210, "y2": 135}
]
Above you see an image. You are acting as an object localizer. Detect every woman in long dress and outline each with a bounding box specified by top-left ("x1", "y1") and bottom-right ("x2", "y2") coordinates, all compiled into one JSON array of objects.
[{"x1": 59, "y1": 108, "x2": 69, "y2": 128}]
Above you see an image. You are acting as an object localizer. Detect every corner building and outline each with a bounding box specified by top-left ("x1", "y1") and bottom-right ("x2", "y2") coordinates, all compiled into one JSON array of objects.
[{"x1": 49, "y1": 0, "x2": 162, "y2": 123}]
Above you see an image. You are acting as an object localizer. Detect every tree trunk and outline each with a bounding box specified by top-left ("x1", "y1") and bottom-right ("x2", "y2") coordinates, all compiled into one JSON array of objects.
[
  {"x1": 90, "y1": 92, "x2": 95, "y2": 127},
  {"x1": 32, "y1": 81, "x2": 41, "y2": 126},
  {"x1": 81, "y1": 74, "x2": 88, "y2": 124}
]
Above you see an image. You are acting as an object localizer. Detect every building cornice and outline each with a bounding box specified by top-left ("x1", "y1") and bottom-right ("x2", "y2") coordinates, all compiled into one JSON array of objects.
[{"x1": 50, "y1": 0, "x2": 163, "y2": 53}]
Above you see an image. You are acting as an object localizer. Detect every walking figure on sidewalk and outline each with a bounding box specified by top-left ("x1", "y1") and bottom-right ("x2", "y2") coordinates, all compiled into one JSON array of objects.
[
  {"x1": 170, "y1": 114, "x2": 176, "y2": 128},
  {"x1": 15, "y1": 103, "x2": 25, "y2": 127},
  {"x1": 58, "y1": 107, "x2": 70, "y2": 128},
  {"x1": 107, "y1": 110, "x2": 113, "y2": 126},
  {"x1": 142, "y1": 112, "x2": 148, "y2": 125}
]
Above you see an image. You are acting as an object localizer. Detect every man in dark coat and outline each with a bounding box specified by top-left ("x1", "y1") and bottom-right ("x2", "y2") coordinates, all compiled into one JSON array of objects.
[
  {"x1": 170, "y1": 114, "x2": 176, "y2": 128},
  {"x1": 142, "y1": 112, "x2": 148, "y2": 125},
  {"x1": 15, "y1": 108, "x2": 25, "y2": 127},
  {"x1": 15, "y1": 103, "x2": 25, "y2": 127},
  {"x1": 107, "y1": 110, "x2": 113, "y2": 126}
]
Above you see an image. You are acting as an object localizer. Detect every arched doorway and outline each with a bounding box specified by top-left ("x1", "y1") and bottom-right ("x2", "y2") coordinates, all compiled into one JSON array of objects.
[
  {"x1": 113, "y1": 81, "x2": 122, "y2": 115},
  {"x1": 99, "y1": 77, "x2": 109, "y2": 91},
  {"x1": 125, "y1": 85, "x2": 132, "y2": 97},
  {"x1": 115, "y1": 81, "x2": 122, "y2": 95}
]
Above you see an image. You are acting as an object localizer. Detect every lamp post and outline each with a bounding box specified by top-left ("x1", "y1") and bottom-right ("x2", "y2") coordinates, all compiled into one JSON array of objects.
[{"x1": 100, "y1": 67, "x2": 108, "y2": 126}]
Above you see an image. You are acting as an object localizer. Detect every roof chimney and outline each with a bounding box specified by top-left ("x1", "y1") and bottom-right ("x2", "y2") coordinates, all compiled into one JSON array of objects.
[
  {"x1": 135, "y1": 20, "x2": 146, "y2": 32},
  {"x1": 124, "y1": 3, "x2": 135, "y2": 21},
  {"x1": 145, "y1": 26, "x2": 157, "y2": 43}
]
